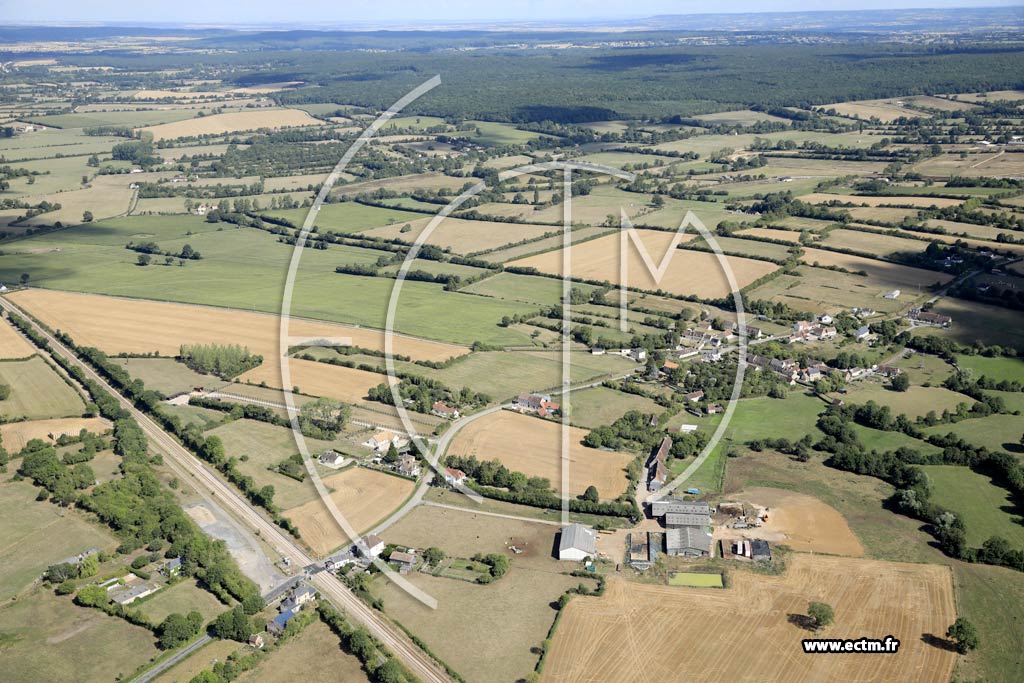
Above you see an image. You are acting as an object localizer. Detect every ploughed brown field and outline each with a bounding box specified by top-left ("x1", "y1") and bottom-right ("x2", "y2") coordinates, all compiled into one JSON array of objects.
[{"x1": 543, "y1": 554, "x2": 956, "y2": 683}]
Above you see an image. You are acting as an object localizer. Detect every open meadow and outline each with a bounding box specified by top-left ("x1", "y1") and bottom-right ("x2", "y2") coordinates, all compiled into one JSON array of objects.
[{"x1": 0, "y1": 417, "x2": 110, "y2": 452}]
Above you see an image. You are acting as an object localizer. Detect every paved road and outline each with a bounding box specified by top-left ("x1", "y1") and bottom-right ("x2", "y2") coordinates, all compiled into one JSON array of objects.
[{"x1": 1, "y1": 297, "x2": 454, "y2": 683}]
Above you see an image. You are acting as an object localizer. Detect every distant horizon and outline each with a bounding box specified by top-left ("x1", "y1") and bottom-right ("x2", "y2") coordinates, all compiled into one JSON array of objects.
[{"x1": 0, "y1": 2, "x2": 1019, "y2": 30}]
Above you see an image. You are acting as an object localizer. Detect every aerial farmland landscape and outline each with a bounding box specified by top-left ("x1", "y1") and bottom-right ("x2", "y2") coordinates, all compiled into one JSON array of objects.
[{"x1": 0, "y1": 3, "x2": 1022, "y2": 682}]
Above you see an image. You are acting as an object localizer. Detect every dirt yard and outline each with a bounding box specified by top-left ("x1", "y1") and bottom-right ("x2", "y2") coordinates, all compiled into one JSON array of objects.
[
  {"x1": 722, "y1": 487, "x2": 865, "y2": 557},
  {"x1": 0, "y1": 316, "x2": 35, "y2": 358},
  {"x1": 507, "y1": 229, "x2": 777, "y2": 299},
  {"x1": 285, "y1": 466, "x2": 414, "y2": 555},
  {"x1": 447, "y1": 409, "x2": 634, "y2": 500},
  {"x1": 543, "y1": 554, "x2": 957, "y2": 683},
  {"x1": 0, "y1": 417, "x2": 111, "y2": 452}
]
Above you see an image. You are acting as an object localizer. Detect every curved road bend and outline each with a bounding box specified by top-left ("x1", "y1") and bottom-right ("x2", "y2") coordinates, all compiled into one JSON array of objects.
[{"x1": 0, "y1": 297, "x2": 453, "y2": 683}]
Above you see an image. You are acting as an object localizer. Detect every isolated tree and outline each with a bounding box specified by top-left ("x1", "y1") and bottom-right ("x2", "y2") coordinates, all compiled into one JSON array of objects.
[
  {"x1": 582, "y1": 485, "x2": 600, "y2": 503},
  {"x1": 19, "y1": 272, "x2": 29, "y2": 285},
  {"x1": 890, "y1": 374, "x2": 910, "y2": 392},
  {"x1": 82, "y1": 210, "x2": 93, "y2": 222},
  {"x1": 946, "y1": 618, "x2": 979, "y2": 653},
  {"x1": 808, "y1": 602, "x2": 834, "y2": 631},
  {"x1": 298, "y1": 397, "x2": 350, "y2": 439},
  {"x1": 137, "y1": 254, "x2": 151, "y2": 266}
]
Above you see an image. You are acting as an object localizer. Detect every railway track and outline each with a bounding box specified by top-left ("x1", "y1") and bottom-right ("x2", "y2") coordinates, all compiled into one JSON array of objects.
[{"x1": 0, "y1": 296, "x2": 453, "y2": 683}]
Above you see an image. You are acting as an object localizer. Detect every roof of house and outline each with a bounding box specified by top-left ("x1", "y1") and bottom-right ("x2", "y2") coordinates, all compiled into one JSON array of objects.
[
  {"x1": 750, "y1": 539, "x2": 772, "y2": 556},
  {"x1": 390, "y1": 551, "x2": 416, "y2": 564},
  {"x1": 272, "y1": 609, "x2": 296, "y2": 628},
  {"x1": 444, "y1": 467, "x2": 466, "y2": 479},
  {"x1": 666, "y1": 527, "x2": 713, "y2": 553},
  {"x1": 665, "y1": 512, "x2": 711, "y2": 528},
  {"x1": 654, "y1": 500, "x2": 711, "y2": 516},
  {"x1": 559, "y1": 524, "x2": 597, "y2": 555},
  {"x1": 432, "y1": 401, "x2": 457, "y2": 414},
  {"x1": 361, "y1": 534, "x2": 384, "y2": 549}
]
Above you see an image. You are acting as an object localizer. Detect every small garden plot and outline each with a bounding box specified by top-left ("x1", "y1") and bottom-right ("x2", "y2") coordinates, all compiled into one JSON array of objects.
[
  {"x1": 428, "y1": 556, "x2": 493, "y2": 582},
  {"x1": 668, "y1": 572, "x2": 724, "y2": 587}
]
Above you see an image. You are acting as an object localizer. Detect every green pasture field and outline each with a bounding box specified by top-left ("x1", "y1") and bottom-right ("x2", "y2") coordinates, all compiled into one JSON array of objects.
[
  {"x1": 26, "y1": 109, "x2": 201, "y2": 129},
  {"x1": 0, "y1": 589, "x2": 160, "y2": 683},
  {"x1": 1, "y1": 156, "x2": 95, "y2": 197},
  {"x1": 851, "y1": 424, "x2": 940, "y2": 455},
  {"x1": 955, "y1": 355, "x2": 1024, "y2": 383},
  {"x1": 775, "y1": 216, "x2": 836, "y2": 232},
  {"x1": 693, "y1": 109, "x2": 790, "y2": 125},
  {"x1": 204, "y1": 418, "x2": 348, "y2": 509},
  {"x1": 842, "y1": 385, "x2": 966, "y2": 419},
  {"x1": 392, "y1": 350, "x2": 636, "y2": 401},
  {"x1": 135, "y1": 579, "x2": 227, "y2": 626},
  {"x1": 920, "y1": 298, "x2": 1024, "y2": 350},
  {"x1": 0, "y1": 356, "x2": 85, "y2": 420},
  {"x1": 478, "y1": 227, "x2": 612, "y2": 263},
  {"x1": 694, "y1": 235, "x2": 792, "y2": 261},
  {"x1": 923, "y1": 413, "x2": 1024, "y2": 454},
  {"x1": 381, "y1": 115, "x2": 447, "y2": 131},
  {"x1": 0, "y1": 479, "x2": 118, "y2": 601},
  {"x1": 566, "y1": 386, "x2": 663, "y2": 429},
  {"x1": 463, "y1": 272, "x2": 595, "y2": 306},
  {"x1": 233, "y1": 621, "x2": 370, "y2": 683},
  {"x1": 668, "y1": 572, "x2": 724, "y2": 587},
  {"x1": 892, "y1": 352, "x2": 953, "y2": 385},
  {"x1": 577, "y1": 151, "x2": 677, "y2": 167},
  {"x1": 921, "y1": 465, "x2": 1024, "y2": 547},
  {"x1": 469, "y1": 120, "x2": 550, "y2": 146},
  {"x1": 650, "y1": 130, "x2": 879, "y2": 157},
  {"x1": 150, "y1": 640, "x2": 242, "y2": 683},
  {"x1": 0, "y1": 217, "x2": 539, "y2": 346},
  {"x1": 157, "y1": 404, "x2": 227, "y2": 431},
  {"x1": 111, "y1": 357, "x2": 224, "y2": 396},
  {"x1": 984, "y1": 390, "x2": 1024, "y2": 413},
  {"x1": 378, "y1": 258, "x2": 490, "y2": 279},
  {"x1": 953, "y1": 562, "x2": 1024, "y2": 683},
  {"x1": 0, "y1": 130, "x2": 125, "y2": 164},
  {"x1": 820, "y1": 228, "x2": 929, "y2": 257},
  {"x1": 746, "y1": 266, "x2": 907, "y2": 316},
  {"x1": 717, "y1": 177, "x2": 821, "y2": 199},
  {"x1": 261, "y1": 202, "x2": 424, "y2": 233}
]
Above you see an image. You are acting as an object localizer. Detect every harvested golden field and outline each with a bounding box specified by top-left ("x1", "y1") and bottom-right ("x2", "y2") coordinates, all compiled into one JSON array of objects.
[
  {"x1": 9, "y1": 289, "x2": 465, "y2": 362},
  {"x1": 817, "y1": 98, "x2": 931, "y2": 123},
  {"x1": 800, "y1": 247, "x2": 953, "y2": 289},
  {"x1": 142, "y1": 109, "x2": 321, "y2": 141},
  {"x1": 286, "y1": 466, "x2": 414, "y2": 555},
  {"x1": 0, "y1": 417, "x2": 111, "y2": 452},
  {"x1": 730, "y1": 487, "x2": 864, "y2": 557},
  {"x1": 363, "y1": 216, "x2": 556, "y2": 254},
  {"x1": 800, "y1": 193, "x2": 962, "y2": 208},
  {"x1": 507, "y1": 229, "x2": 777, "y2": 298},
  {"x1": 543, "y1": 555, "x2": 956, "y2": 683},
  {"x1": 241, "y1": 357, "x2": 392, "y2": 404},
  {"x1": 9, "y1": 289, "x2": 462, "y2": 404},
  {"x1": 0, "y1": 316, "x2": 34, "y2": 358},
  {"x1": 448, "y1": 410, "x2": 634, "y2": 500},
  {"x1": 737, "y1": 227, "x2": 804, "y2": 243}
]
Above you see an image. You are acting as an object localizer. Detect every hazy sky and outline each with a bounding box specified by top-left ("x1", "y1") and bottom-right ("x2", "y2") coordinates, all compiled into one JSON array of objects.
[{"x1": 0, "y1": 0, "x2": 1018, "y2": 25}]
